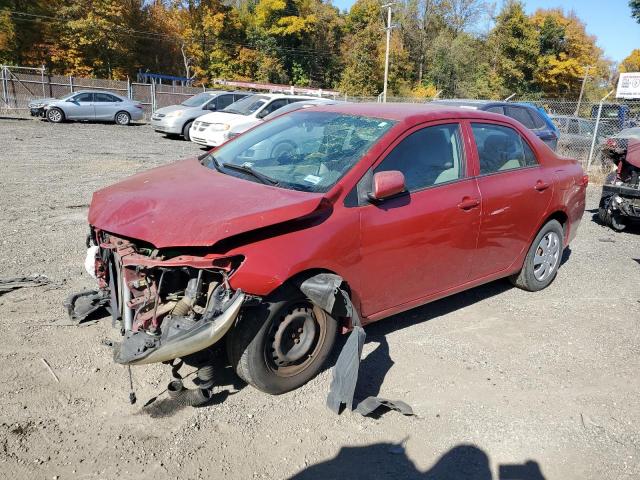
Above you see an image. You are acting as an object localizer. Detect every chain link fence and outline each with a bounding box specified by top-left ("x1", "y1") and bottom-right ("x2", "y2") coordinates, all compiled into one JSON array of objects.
[
  {"x1": 2, "y1": 65, "x2": 638, "y2": 171},
  {"x1": 0, "y1": 65, "x2": 206, "y2": 120}
]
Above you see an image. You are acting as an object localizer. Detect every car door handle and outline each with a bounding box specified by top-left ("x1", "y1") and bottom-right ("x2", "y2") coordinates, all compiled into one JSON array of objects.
[
  {"x1": 534, "y1": 180, "x2": 550, "y2": 192},
  {"x1": 457, "y1": 197, "x2": 480, "y2": 210}
]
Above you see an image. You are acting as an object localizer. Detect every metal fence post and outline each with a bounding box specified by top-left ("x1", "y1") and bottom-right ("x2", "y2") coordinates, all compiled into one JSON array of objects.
[
  {"x1": 588, "y1": 89, "x2": 615, "y2": 169},
  {"x1": 69, "y1": 75, "x2": 74, "y2": 94},
  {"x1": 127, "y1": 76, "x2": 132, "y2": 99},
  {"x1": 151, "y1": 80, "x2": 156, "y2": 113},
  {"x1": 40, "y1": 65, "x2": 46, "y2": 97},
  {"x1": 1, "y1": 66, "x2": 8, "y2": 107}
]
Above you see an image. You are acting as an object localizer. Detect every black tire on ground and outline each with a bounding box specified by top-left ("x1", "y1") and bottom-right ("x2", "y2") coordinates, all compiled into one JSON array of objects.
[
  {"x1": 114, "y1": 111, "x2": 131, "y2": 125},
  {"x1": 510, "y1": 219, "x2": 564, "y2": 292},
  {"x1": 182, "y1": 121, "x2": 194, "y2": 141},
  {"x1": 598, "y1": 196, "x2": 627, "y2": 231},
  {"x1": 46, "y1": 107, "x2": 65, "y2": 123},
  {"x1": 226, "y1": 283, "x2": 338, "y2": 395}
]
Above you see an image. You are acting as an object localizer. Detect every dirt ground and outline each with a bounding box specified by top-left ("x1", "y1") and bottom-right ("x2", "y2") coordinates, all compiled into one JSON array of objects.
[{"x1": 1, "y1": 117, "x2": 639, "y2": 480}]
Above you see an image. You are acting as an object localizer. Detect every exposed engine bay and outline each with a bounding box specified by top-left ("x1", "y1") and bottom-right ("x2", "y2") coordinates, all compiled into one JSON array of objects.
[
  {"x1": 77, "y1": 230, "x2": 250, "y2": 367},
  {"x1": 599, "y1": 135, "x2": 640, "y2": 231}
]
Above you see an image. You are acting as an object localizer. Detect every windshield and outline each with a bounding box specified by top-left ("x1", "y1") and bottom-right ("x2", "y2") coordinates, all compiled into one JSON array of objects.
[
  {"x1": 202, "y1": 111, "x2": 395, "y2": 192},
  {"x1": 223, "y1": 95, "x2": 267, "y2": 115},
  {"x1": 181, "y1": 92, "x2": 214, "y2": 107}
]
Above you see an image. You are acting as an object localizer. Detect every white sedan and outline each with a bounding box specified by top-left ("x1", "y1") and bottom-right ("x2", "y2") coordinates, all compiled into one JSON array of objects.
[{"x1": 189, "y1": 93, "x2": 317, "y2": 147}]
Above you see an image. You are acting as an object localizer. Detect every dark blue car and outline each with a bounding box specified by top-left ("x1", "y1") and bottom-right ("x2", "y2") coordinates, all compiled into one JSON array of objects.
[{"x1": 430, "y1": 100, "x2": 560, "y2": 151}]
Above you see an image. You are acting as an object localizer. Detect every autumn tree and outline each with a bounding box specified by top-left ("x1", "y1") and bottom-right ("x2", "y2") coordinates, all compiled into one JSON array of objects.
[
  {"x1": 532, "y1": 9, "x2": 609, "y2": 99},
  {"x1": 620, "y1": 49, "x2": 640, "y2": 72}
]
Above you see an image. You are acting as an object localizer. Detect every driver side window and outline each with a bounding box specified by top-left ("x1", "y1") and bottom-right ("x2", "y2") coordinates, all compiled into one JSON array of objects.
[{"x1": 374, "y1": 123, "x2": 465, "y2": 192}]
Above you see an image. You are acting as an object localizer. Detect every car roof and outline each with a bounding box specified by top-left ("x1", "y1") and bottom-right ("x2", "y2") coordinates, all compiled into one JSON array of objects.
[
  {"x1": 73, "y1": 89, "x2": 125, "y2": 96},
  {"x1": 310, "y1": 102, "x2": 516, "y2": 123},
  {"x1": 431, "y1": 99, "x2": 539, "y2": 110},
  {"x1": 250, "y1": 93, "x2": 319, "y2": 100}
]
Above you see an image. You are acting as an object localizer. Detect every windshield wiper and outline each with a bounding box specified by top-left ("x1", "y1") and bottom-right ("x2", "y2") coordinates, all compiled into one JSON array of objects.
[
  {"x1": 221, "y1": 162, "x2": 279, "y2": 186},
  {"x1": 223, "y1": 108, "x2": 242, "y2": 115}
]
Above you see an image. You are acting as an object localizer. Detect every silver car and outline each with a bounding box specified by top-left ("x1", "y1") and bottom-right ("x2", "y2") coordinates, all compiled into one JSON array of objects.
[
  {"x1": 151, "y1": 91, "x2": 250, "y2": 141},
  {"x1": 29, "y1": 90, "x2": 144, "y2": 125}
]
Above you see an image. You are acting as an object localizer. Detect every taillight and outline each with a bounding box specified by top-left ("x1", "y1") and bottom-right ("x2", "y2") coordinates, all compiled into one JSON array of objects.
[{"x1": 581, "y1": 174, "x2": 589, "y2": 186}]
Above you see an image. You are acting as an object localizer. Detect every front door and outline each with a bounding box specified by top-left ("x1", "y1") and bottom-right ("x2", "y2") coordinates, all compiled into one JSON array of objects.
[
  {"x1": 356, "y1": 122, "x2": 481, "y2": 317},
  {"x1": 469, "y1": 122, "x2": 554, "y2": 279},
  {"x1": 66, "y1": 92, "x2": 95, "y2": 120}
]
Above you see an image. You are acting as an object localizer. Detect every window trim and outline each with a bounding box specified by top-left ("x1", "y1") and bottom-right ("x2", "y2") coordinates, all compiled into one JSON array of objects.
[
  {"x1": 347, "y1": 119, "x2": 471, "y2": 207},
  {"x1": 468, "y1": 120, "x2": 541, "y2": 178}
]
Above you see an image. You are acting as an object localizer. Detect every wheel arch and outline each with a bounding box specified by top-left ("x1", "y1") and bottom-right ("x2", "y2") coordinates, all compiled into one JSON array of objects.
[{"x1": 543, "y1": 209, "x2": 569, "y2": 241}]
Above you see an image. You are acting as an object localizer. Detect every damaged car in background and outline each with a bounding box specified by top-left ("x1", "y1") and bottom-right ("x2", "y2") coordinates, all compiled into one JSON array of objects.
[
  {"x1": 598, "y1": 127, "x2": 640, "y2": 231},
  {"x1": 73, "y1": 104, "x2": 588, "y2": 408}
]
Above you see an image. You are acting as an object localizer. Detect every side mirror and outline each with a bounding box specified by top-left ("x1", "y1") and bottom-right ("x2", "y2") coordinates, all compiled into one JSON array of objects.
[{"x1": 369, "y1": 170, "x2": 405, "y2": 201}]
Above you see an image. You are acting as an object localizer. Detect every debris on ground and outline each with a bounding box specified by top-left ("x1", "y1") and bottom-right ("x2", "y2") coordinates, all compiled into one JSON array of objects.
[{"x1": 0, "y1": 275, "x2": 50, "y2": 296}]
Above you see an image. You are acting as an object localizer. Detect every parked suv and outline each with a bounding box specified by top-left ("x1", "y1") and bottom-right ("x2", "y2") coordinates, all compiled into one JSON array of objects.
[
  {"x1": 431, "y1": 100, "x2": 560, "y2": 150},
  {"x1": 151, "y1": 91, "x2": 250, "y2": 141},
  {"x1": 189, "y1": 93, "x2": 318, "y2": 147},
  {"x1": 83, "y1": 104, "x2": 587, "y2": 396}
]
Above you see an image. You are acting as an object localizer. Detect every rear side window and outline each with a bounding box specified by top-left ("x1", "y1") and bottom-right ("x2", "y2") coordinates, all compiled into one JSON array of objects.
[
  {"x1": 485, "y1": 106, "x2": 504, "y2": 115},
  {"x1": 374, "y1": 123, "x2": 465, "y2": 192},
  {"x1": 94, "y1": 93, "x2": 119, "y2": 102},
  {"x1": 471, "y1": 123, "x2": 538, "y2": 175},
  {"x1": 505, "y1": 106, "x2": 536, "y2": 129},
  {"x1": 528, "y1": 110, "x2": 547, "y2": 129}
]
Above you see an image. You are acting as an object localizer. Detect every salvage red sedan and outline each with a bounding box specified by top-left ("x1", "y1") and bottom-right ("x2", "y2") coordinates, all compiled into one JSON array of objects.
[{"x1": 85, "y1": 104, "x2": 587, "y2": 395}]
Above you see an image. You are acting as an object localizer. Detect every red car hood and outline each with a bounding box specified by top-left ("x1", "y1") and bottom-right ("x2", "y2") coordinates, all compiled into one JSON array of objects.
[{"x1": 88, "y1": 157, "x2": 324, "y2": 248}]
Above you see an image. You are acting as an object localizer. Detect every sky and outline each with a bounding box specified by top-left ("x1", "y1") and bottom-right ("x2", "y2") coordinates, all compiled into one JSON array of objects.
[{"x1": 329, "y1": 0, "x2": 640, "y2": 63}]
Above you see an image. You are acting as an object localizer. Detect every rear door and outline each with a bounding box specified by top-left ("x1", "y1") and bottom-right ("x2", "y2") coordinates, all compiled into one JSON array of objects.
[
  {"x1": 469, "y1": 122, "x2": 554, "y2": 279},
  {"x1": 65, "y1": 92, "x2": 95, "y2": 120},
  {"x1": 93, "y1": 93, "x2": 120, "y2": 120},
  {"x1": 356, "y1": 121, "x2": 481, "y2": 317}
]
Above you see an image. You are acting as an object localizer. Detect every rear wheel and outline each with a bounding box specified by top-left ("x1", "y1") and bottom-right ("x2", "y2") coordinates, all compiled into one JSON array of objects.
[
  {"x1": 510, "y1": 220, "x2": 563, "y2": 292},
  {"x1": 47, "y1": 108, "x2": 64, "y2": 123},
  {"x1": 226, "y1": 283, "x2": 337, "y2": 394},
  {"x1": 115, "y1": 111, "x2": 131, "y2": 125},
  {"x1": 182, "y1": 121, "x2": 194, "y2": 141}
]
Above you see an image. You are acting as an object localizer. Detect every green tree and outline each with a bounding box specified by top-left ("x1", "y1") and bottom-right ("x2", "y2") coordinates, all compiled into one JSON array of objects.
[
  {"x1": 631, "y1": 0, "x2": 640, "y2": 23},
  {"x1": 487, "y1": 0, "x2": 539, "y2": 96}
]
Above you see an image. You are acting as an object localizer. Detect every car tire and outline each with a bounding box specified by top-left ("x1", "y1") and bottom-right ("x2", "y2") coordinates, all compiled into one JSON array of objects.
[
  {"x1": 46, "y1": 108, "x2": 64, "y2": 123},
  {"x1": 226, "y1": 283, "x2": 337, "y2": 395},
  {"x1": 115, "y1": 111, "x2": 131, "y2": 126},
  {"x1": 598, "y1": 196, "x2": 627, "y2": 232},
  {"x1": 182, "y1": 121, "x2": 194, "y2": 141},
  {"x1": 510, "y1": 219, "x2": 564, "y2": 292}
]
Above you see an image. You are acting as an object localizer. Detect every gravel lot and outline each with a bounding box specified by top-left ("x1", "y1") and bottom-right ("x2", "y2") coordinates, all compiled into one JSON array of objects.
[{"x1": 1, "y1": 117, "x2": 639, "y2": 480}]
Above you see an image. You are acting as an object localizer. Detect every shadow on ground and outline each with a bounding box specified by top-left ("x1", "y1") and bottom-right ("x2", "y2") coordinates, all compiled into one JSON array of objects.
[{"x1": 288, "y1": 443, "x2": 546, "y2": 480}]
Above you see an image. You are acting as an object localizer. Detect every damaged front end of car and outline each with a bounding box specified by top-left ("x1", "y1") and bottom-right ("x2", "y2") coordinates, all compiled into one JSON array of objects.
[
  {"x1": 599, "y1": 136, "x2": 640, "y2": 231},
  {"x1": 82, "y1": 229, "x2": 252, "y2": 366}
]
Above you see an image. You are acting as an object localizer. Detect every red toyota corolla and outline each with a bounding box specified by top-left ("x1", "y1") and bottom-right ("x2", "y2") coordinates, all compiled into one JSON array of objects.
[{"x1": 84, "y1": 103, "x2": 587, "y2": 395}]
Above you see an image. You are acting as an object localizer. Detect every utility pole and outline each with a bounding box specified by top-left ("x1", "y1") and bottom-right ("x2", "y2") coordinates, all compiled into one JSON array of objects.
[
  {"x1": 382, "y1": 3, "x2": 395, "y2": 103},
  {"x1": 575, "y1": 65, "x2": 591, "y2": 116}
]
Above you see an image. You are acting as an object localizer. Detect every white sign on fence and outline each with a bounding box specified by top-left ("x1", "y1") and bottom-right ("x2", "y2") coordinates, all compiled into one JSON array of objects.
[{"x1": 616, "y1": 72, "x2": 640, "y2": 99}]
